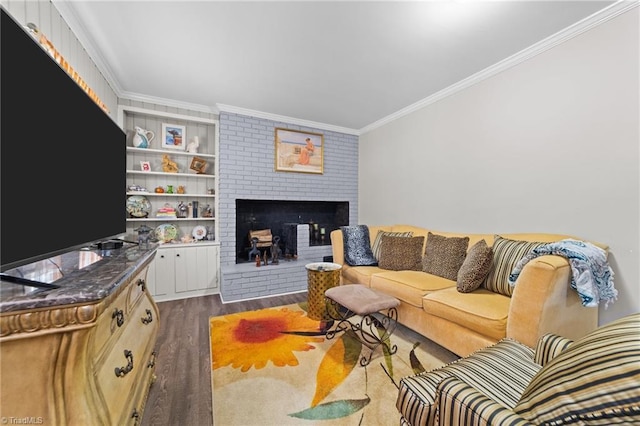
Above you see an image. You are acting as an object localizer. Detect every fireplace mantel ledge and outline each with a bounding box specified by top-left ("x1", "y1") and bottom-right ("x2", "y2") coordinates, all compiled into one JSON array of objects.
[{"x1": 222, "y1": 255, "x2": 320, "y2": 274}]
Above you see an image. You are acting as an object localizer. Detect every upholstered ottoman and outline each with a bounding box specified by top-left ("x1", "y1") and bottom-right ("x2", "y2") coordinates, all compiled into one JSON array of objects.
[{"x1": 324, "y1": 284, "x2": 400, "y2": 366}]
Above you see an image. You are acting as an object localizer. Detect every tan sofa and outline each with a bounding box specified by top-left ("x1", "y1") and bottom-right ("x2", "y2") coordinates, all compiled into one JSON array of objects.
[{"x1": 330, "y1": 225, "x2": 603, "y2": 357}]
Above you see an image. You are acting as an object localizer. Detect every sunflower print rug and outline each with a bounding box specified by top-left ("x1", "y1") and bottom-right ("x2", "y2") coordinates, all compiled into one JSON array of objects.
[{"x1": 209, "y1": 302, "x2": 456, "y2": 426}]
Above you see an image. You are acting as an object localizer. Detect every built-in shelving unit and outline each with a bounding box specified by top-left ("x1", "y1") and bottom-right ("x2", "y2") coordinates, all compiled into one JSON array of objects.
[{"x1": 118, "y1": 105, "x2": 220, "y2": 299}]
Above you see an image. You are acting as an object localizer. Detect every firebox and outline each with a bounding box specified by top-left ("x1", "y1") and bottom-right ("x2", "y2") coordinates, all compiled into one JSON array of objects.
[{"x1": 235, "y1": 199, "x2": 348, "y2": 263}]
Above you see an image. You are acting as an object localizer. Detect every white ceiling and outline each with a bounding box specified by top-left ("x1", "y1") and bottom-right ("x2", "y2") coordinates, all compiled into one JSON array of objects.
[{"x1": 56, "y1": 1, "x2": 618, "y2": 133}]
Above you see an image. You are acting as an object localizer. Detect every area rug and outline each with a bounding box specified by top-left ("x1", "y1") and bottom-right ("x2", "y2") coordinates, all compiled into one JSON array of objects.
[{"x1": 209, "y1": 302, "x2": 457, "y2": 425}]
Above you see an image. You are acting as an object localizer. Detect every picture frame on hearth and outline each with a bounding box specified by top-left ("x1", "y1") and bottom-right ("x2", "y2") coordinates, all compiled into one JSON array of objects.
[
  {"x1": 161, "y1": 123, "x2": 186, "y2": 150},
  {"x1": 275, "y1": 128, "x2": 324, "y2": 174}
]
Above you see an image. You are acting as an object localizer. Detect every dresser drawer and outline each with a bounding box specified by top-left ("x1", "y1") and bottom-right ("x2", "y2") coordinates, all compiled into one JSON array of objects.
[
  {"x1": 91, "y1": 266, "x2": 150, "y2": 355},
  {"x1": 91, "y1": 284, "x2": 131, "y2": 356},
  {"x1": 128, "y1": 266, "x2": 150, "y2": 309},
  {"x1": 94, "y1": 293, "x2": 158, "y2": 425}
]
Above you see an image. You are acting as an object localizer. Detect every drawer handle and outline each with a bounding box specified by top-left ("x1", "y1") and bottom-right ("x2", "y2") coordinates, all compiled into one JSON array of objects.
[
  {"x1": 141, "y1": 309, "x2": 153, "y2": 325},
  {"x1": 137, "y1": 278, "x2": 146, "y2": 292},
  {"x1": 148, "y1": 351, "x2": 157, "y2": 369},
  {"x1": 112, "y1": 308, "x2": 124, "y2": 327},
  {"x1": 114, "y1": 349, "x2": 134, "y2": 377}
]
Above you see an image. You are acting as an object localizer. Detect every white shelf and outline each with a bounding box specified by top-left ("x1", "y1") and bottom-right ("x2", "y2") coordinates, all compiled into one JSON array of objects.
[
  {"x1": 118, "y1": 105, "x2": 217, "y2": 126},
  {"x1": 126, "y1": 147, "x2": 215, "y2": 159},
  {"x1": 126, "y1": 170, "x2": 214, "y2": 178},
  {"x1": 155, "y1": 241, "x2": 219, "y2": 248},
  {"x1": 126, "y1": 217, "x2": 214, "y2": 222},
  {"x1": 126, "y1": 192, "x2": 215, "y2": 198}
]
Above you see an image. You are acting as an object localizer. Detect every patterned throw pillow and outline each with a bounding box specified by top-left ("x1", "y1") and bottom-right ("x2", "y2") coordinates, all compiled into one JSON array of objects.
[
  {"x1": 341, "y1": 225, "x2": 378, "y2": 266},
  {"x1": 484, "y1": 236, "x2": 545, "y2": 297},
  {"x1": 514, "y1": 313, "x2": 640, "y2": 424},
  {"x1": 371, "y1": 230, "x2": 413, "y2": 261},
  {"x1": 378, "y1": 235, "x2": 425, "y2": 271},
  {"x1": 456, "y1": 240, "x2": 493, "y2": 293},
  {"x1": 422, "y1": 232, "x2": 470, "y2": 281}
]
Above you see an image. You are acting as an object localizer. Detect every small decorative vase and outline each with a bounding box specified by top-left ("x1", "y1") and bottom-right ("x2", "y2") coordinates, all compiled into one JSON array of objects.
[{"x1": 132, "y1": 126, "x2": 155, "y2": 148}]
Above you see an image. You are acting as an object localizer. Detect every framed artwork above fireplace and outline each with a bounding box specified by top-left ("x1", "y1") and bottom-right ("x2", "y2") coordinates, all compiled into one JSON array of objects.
[{"x1": 275, "y1": 128, "x2": 324, "y2": 174}]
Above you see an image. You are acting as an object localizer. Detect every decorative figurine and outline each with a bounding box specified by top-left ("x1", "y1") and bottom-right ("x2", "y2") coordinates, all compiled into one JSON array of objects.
[
  {"x1": 271, "y1": 238, "x2": 280, "y2": 265},
  {"x1": 176, "y1": 201, "x2": 188, "y2": 218},
  {"x1": 162, "y1": 154, "x2": 179, "y2": 173},
  {"x1": 186, "y1": 136, "x2": 199, "y2": 153},
  {"x1": 248, "y1": 237, "x2": 260, "y2": 261},
  {"x1": 177, "y1": 185, "x2": 186, "y2": 194},
  {"x1": 201, "y1": 204, "x2": 213, "y2": 218},
  {"x1": 255, "y1": 254, "x2": 261, "y2": 267}
]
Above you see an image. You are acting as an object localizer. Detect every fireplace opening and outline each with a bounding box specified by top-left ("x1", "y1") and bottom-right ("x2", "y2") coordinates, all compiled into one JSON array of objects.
[{"x1": 235, "y1": 199, "x2": 349, "y2": 264}]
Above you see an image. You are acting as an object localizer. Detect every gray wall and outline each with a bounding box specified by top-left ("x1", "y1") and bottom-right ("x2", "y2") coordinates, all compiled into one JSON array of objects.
[{"x1": 358, "y1": 8, "x2": 639, "y2": 326}]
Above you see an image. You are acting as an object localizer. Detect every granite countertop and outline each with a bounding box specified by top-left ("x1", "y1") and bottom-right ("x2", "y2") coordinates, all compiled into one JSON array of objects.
[{"x1": 0, "y1": 243, "x2": 158, "y2": 313}]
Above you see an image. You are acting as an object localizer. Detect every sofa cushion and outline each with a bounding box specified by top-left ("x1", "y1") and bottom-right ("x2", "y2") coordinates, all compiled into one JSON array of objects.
[
  {"x1": 422, "y1": 232, "x2": 469, "y2": 281},
  {"x1": 456, "y1": 239, "x2": 493, "y2": 293},
  {"x1": 514, "y1": 313, "x2": 640, "y2": 424},
  {"x1": 341, "y1": 225, "x2": 378, "y2": 266},
  {"x1": 379, "y1": 235, "x2": 425, "y2": 271},
  {"x1": 484, "y1": 236, "x2": 545, "y2": 297},
  {"x1": 341, "y1": 265, "x2": 386, "y2": 287},
  {"x1": 370, "y1": 270, "x2": 456, "y2": 307},
  {"x1": 371, "y1": 230, "x2": 413, "y2": 261},
  {"x1": 422, "y1": 287, "x2": 510, "y2": 341}
]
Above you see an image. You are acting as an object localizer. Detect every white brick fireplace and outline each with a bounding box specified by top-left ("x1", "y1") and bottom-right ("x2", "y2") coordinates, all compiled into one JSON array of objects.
[{"x1": 218, "y1": 112, "x2": 359, "y2": 302}]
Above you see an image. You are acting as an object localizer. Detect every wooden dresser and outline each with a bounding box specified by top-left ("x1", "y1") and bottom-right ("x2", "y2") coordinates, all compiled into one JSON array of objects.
[{"x1": 0, "y1": 244, "x2": 159, "y2": 425}]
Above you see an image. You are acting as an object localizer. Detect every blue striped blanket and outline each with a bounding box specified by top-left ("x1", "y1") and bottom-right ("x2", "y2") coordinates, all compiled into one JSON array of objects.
[{"x1": 508, "y1": 239, "x2": 617, "y2": 308}]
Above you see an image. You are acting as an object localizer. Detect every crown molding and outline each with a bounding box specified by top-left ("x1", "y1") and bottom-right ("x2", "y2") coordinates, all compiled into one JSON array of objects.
[
  {"x1": 119, "y1": 92, "x2": 219, "y2": 115},
  {"x1": 216, "y1": 104, "x2": 360, "y2": 136},
  {"x1": 359, "y1": 0, "x2": 638, "y2": 134}
]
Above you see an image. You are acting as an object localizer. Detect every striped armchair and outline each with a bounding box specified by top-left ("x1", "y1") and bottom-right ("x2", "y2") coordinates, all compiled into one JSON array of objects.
[{"x1": 397, "y1": 313, "x2": 640, "y2": 426}]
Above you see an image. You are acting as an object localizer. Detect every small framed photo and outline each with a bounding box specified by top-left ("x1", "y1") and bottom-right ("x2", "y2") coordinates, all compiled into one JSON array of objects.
[
  {"x1": 275, "y1": 128, "x2": 324, "y2": 174},
  {"x1": 140, "y1": 161, "x2": 151, "y2": 172},
  {"x1": 162, "y1": 123, "x2": 186, "y2": 150},
  {"x1": 190, "y1": 156, "x2": 208, "y2": 174}
]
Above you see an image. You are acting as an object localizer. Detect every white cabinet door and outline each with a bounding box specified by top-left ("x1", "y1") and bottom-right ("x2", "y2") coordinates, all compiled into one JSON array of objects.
[
  {"x1": 150, "y1": 244, "x2": 219, "y2": 300},
  {"x1": 153, "y1": 247, "x2": 177, "y2": 297}
]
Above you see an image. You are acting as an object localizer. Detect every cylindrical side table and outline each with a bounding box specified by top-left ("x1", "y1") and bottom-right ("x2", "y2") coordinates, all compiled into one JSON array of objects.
[{"x1": 305, "y1": 262, "x2": 342, "y2": 320}]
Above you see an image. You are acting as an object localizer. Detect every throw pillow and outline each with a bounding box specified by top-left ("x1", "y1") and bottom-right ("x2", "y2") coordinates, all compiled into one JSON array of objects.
[
  {"x1": 484, "y1": 236, "x2": 545, "y2": 297},
  {"x1": 514, "y1": 313, "x2": 640, "y2": 424},
  {"x1": 456, "y1": 240, "x2": 493, "y2": 293},
  {"x1": 422, "y1": 232, "x2": 469, "y2": 281},
  {"x1": 378, "y1": 235, "x2": 425, "y2": 271},
  {"x1": 341, "y1": 225, "x2": 378, "y2": 266},
  {"x1": 371, "y1": 230, "x2": 413, "y2": 261}
]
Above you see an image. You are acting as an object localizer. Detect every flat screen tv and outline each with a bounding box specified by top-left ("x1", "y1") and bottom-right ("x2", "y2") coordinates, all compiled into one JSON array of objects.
[{"x1": 1, "y1": 8, "x2": 126, "y2": 279}]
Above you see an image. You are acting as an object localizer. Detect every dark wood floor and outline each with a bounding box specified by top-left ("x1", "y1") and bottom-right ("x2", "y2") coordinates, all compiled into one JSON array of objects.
[{"x1": 140, "y1": 291, "x2": 309, "y2": 426}]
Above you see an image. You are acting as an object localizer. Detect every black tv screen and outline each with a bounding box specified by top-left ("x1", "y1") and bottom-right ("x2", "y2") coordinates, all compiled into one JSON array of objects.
[{"x1": 1, "y1": 8, "x2": 126, "y2": 273}]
